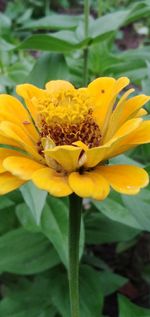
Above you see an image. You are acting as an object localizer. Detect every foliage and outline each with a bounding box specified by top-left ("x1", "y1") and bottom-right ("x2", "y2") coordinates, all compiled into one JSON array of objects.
[{"x1": 0, "y1": 0, "x2": 150, "y2": 316}]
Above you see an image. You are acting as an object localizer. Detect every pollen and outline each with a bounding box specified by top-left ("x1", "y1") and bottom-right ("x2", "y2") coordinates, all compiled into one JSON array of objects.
[{"x1": 34, "y1": 88, "x2": 102, "y2": 148}]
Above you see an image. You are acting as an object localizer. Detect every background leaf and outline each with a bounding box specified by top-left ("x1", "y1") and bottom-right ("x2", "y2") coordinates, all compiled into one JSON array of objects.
[
  {"x1": 26, "y1": 52, "x2": 70, "y2": 87},
  {"x1": 85, "y1": 211, "x2": 139, "y2": 244},
  {"x1": 119, "y1": 295, "x2": 150, "y2": 317},
  {"x1": 41, "y1": 197, "x2": 85, "y2": 268},
  {"x1": 20, "y1": 182, "x2": 47, "y2": 225},
  {"x1": 0, "y1": 228, "x2": 60, "y2": 274}
]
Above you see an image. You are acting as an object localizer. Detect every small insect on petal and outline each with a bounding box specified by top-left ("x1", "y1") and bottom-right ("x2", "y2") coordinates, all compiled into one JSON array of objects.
[{"x1": 23, "y1": 121, "x2": 31, "y2": 125}]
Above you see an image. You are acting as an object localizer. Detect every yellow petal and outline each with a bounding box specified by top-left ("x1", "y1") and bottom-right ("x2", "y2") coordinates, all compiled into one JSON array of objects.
[
  {"x1": 88, "y1": 77, "x2": 116, "y2": 104},
  {"x1": 102, "y1": 77, "x2": 130, "y2": 134},
  {"x1": 114, "y1": 77, "x2": 130, "y2": 95},
  {"x1": 84, "y1": 145, "x2": 109, "y2": 168},
  {"x1": 45, "y1": 80, "x2": 74, "y2": 93},
  {"x1": 73, "y1": 141, "x2": 88, "y2": 151},
  {"x1": 44, "y1": 145, "x2": 82, "y2": 172},
  {"x1": 88, "y1": 77, "x2": 116, "y2": 128},
  {"x1": 68, "y1": 170, "x2": 110, "y2": 200},
  {"x1": 0, "y1": 95, "x2": 38, "y2": 141},
  {"x1": 0, "y1": 172, "x2": 25, "y2": 195},
  {"x1": 0, "y1": 148, "x2": 24, "y2": 173},
  {"x1": 97, "y1": 165, "x2": 149, "y2": 195},
  {"x1": 0, "y1": 134, "x2": 20, "y2": 148},
  {"x1": 16, "y1": 83, "x2": 44, "y2": 121},
  {"x1": 0, "y1": 121, "x2": 42, "y2": 162},
  {"x1": 101, "y1": 118, "x2": 143, "y2": 160},
  {"x1": 3, "y1": 156, "x2": 44, "y2": 180},
  {"x1": 109, "y1": 118, "x2": 142, "y2": 142},
  {"x1": 135, "y1": 108, "x2": 148, "y2": 117},
  {"x1": 88, "y1": 77, "x2": 129, "y2": 131},
  {"x1": 32, "y1": 167, "x2": 72, "y2": 197},
  {"x1": 116, "y1": 94, "x2": 150, "y2": 126},
  {"x1": 68, "y1": 172, "x2": 94, "y2": 198},
  {"x1": 103, "y1": 120, "x2": 150, "y2": 159},
  {"x1": 88, "y1": 171, "x2": 110, "y2": 200},
  {"x1": 104, "y1": 88, "x2": 135, "y2": 141},
  {"x1": 126, "y1": 121, "x2": 150, "y2": 145},
  {"x1": 85, "y1": 118, "x2": 142, "y2": 168},
  {"x1": 0, "y1": 121, "x2": 33, "y2": 147}
]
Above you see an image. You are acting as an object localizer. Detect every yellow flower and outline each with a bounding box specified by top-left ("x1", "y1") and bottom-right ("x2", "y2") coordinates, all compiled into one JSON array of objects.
[{"x1": 0, "y1": 77, "x2": 150, "y2": 200}]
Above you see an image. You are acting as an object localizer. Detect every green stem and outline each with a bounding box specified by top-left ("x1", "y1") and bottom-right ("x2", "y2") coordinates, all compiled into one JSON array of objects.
[
  {"x1": 45, "y1": 0, "x2": 50, "y2": 15},
  {"x1": 97, "y1": 0, "x2": 103, "y2": 17},
  {"x1": 83, "y1": 0, "x2": 90, "y2": 86},
  {"x1": 69, "y1": 194, "x2": 82, "y2": 317}
]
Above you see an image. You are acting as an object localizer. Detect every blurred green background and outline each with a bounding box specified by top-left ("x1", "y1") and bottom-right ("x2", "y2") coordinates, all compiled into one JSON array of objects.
[{"x1": 0, "y1": 1, "x2": 150, "y2": 316}]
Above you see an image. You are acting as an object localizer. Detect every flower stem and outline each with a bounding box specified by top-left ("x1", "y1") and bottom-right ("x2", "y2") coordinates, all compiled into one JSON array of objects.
[
  {"x1": 97, "y1": 0, "x2": 103, "y2": 17},
  {"x1": 68, "y1": 194, "x2": 82, "y2": 317},
  {"x1": 83, "y1": 0, "x2": 90, "y2": 86}
]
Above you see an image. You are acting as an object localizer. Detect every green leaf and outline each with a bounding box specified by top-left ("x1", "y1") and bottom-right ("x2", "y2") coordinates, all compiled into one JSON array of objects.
[
  {"x1": 0, "y1": 196, "x2": 14, "y2": 210},
  {"x1": 0, "y1": 227, "x2": 60, "y2": 274},
  {"x1": 125, "y1": 1, "x2": 150, "y2": 24},
  {"x1": 16, "y1": 203, "x2": 41, "y2": 232},
  {"x1": 111, "y1": 154, "x2": 143, "y2": 167},
  {"x1": 93, "y1": 198, "x2": 142, "y2": 229},
  {"x1": 48, "y1": 265, "x2": 104, "y2": 317},
  {"x1": 0, "y1": 39, "x2": 15, "y2": 51},
  {"x1": 85, "y1": 211, "x2": 139, "y2": 244},
  {"x1": 17, "y1": 197, "x2": 85, "y2": 268},
  {"x1": 22, "y1": 13, "x2": 81, "y2": 31},
  {"x1": 0, "y1": 193, "x2": 18, "y2": 237},
  {"x1": 98, "y1": 271, "x2": 127, "y2": 296},
  {"x1": 116, "y1": 237, "x2": 138, "y2": 253},
  {"x1": 145, "y1": 164, "x2": 150, "y2": 174},
  {"x1": 26, "y1": 52, "x2": 70, "y2": 87},
  {"x1": 18, "y1": 30, "x2": 86, "y2": 52},
  {"x1": 0, "y1": 12, "x2": 11, "y2": 35},
  {"x1": 0, "y1": 206, "x2": 17, "y2": 235},
  {"x1": 41, "y1": 196, "x2": 84, "y2": 268},
  {"x1": 90, "y1": 10, "x2": 129, "y2": 41},
  {"x1": 20, "y1": 182, "x2": 47, "y2": 225},
  {"x1": 119, "y1": 295, "x2": 150, "y2": 317},
  {"x1": 7, "y1": 62, "x2": 33, "y2": 84},
  {"x1": 0, "y1": 276, "x2": 57, "y2": 317},
  {"x1": 122, "y1": 194, "x2": 150, "y2": 232},
  {"x1": 79, "y1": 266, "x2": 104, "y2": 317},
  {"x1": 41, "y1": 198, "x2": 68, "y2": 267},
  {"x1": 90, "y1": 3, "x2": 150, "y2": 43}
]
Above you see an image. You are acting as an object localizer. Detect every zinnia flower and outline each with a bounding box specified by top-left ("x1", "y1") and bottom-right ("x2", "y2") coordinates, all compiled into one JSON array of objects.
[{"x1": 0, "y1": 77, "x2": 150, "y2": 199}]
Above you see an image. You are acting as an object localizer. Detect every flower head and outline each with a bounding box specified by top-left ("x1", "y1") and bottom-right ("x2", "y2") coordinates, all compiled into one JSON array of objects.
[{"x1": 0, "y1": 77, "x2": 150, "y2": 200}]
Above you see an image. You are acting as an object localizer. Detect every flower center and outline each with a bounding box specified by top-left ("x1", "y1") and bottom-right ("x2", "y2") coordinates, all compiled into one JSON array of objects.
[{"x1": 34, "y1": 89, "x2": 102, "y2": 148}]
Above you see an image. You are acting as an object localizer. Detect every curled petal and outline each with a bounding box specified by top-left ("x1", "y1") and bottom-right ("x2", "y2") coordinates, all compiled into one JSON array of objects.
[
  {"x1": 44, "y1": 145, "x2": 82, "y2": 172},
  {"x1": 135, "y1": 108, "x2": 148, "y2": 117}
]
